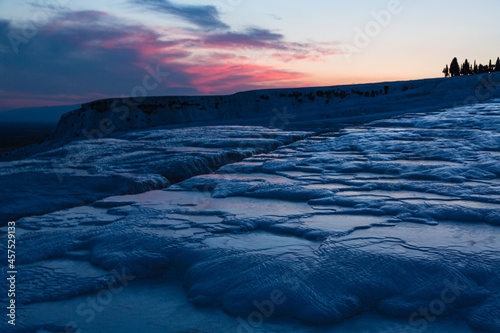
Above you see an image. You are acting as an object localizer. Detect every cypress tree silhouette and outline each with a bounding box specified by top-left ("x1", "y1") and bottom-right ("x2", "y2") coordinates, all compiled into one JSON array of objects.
[
  {"x1": 442, "y1": 65, "x2": 449, "y2": 77},
  {"x1": 450, "y1": 57, "x2": 460, "y2": 77},
  {"x1": 461, "y1": 59, "x2": 470, "y2": 75},
  {"x1": 443, "y1": 57, "x2": 499, "y2": 76}
]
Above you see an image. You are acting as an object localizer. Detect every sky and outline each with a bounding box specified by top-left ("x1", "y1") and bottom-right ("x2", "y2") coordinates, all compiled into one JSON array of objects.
[{"x1": 0, "y1": 0, "x2": 499, "y2": 111}]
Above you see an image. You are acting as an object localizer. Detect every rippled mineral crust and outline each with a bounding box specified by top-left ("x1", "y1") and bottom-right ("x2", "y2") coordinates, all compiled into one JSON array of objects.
[{"x1": 1, "y1": 99, "x2": 500, "y2": 332}]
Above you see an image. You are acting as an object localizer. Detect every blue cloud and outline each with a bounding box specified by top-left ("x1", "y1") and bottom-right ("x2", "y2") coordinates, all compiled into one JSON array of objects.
[{"x1": 130, "y1": 0, "x2": 229, "y2": 30}]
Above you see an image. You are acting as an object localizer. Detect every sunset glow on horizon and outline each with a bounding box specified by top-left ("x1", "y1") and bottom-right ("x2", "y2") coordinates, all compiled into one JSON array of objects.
[{"x1": 1, "y1": 0, "x2": 499, "y2": 110}]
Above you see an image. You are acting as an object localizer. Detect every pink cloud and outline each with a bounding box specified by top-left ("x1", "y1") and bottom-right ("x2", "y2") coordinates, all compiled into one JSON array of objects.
[
  {"x1": 181, "y1": 62, "x2": 307, "y2": 93},
  {"x1": 1, "y1": 10, "x2": 341, "y2": 110}
]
